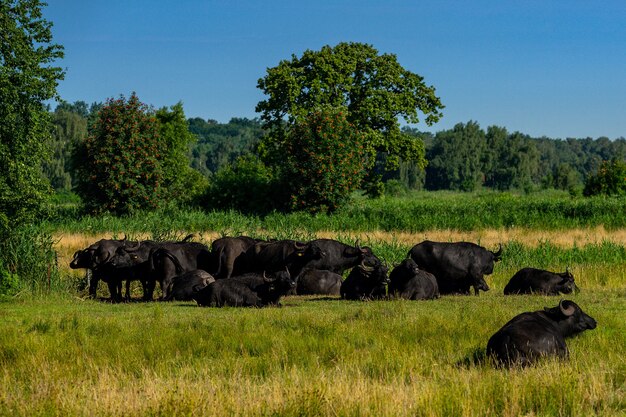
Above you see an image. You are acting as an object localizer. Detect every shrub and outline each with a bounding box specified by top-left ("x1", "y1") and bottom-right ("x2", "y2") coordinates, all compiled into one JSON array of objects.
[
  {"x1": 73, "y1": 93, "x2": 164, "y2": 215},
  {"x1": 280, "y1": 107, "x2": 367, "y2": 213},
  {"x1": 203, "y1": 155, "x2": 279, "y2": 214}
]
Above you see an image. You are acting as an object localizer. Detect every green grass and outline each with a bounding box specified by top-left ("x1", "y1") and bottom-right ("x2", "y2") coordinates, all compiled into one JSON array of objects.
[{"x1": 0, "y1": 291, "x2": 624, "y2": 416}]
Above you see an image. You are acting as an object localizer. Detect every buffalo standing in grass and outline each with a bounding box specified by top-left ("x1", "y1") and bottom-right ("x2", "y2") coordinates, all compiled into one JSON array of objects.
[
  {"x1": 503, "y1": 267, "x2": 578, "y2": 295},
  {"x1": 340, "y1": 256, "x2": 389, "y2": 300},
  {"x1": 487, "y1": 299, "x2": 597, "y2": 367},
  {"x1": 110, "y1": 240, "x2": 212, "y2": 300},
  {"x1": 70, "y1": 238, "x2": 143, "y2": 301},
  {"x1": 193, "y1": 270, "x2": 296, "y2": 307},
  {"x1": 211, "y1": 236, "x2": 265, "y2": 279},
  {"x1": 301, "y1": 239, "x2": 374, "y2": 274},
  {"x1": 296, "y1": 268, "x2": 343, "y2": 296},
  {"x1": 245, "y1": 239, "x2": 325, "y2": 277},
  {"x1": 408, "y1": 240, "x2": 502, "y2": 295},
  {"x1": 388, "y1": 258, "x2": 439, "y2": 300}
]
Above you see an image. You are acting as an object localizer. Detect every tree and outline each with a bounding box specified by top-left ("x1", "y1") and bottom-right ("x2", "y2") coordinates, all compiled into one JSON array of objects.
[
  {"x1": 280, "y1": 107, "x2": 366, "y2": 212},
  {"x1": 0, "y1": 0, "x2": 64, "y2": 229},
  {"x1": 43, "y1": 104, "x2": 88, "y2": 191},
  {"x1": 73, "y1": 93, "x2": 164, "y2": 214},
  {"x1": 426, "y1": 121, "x2": 485, "y2": 191},
  {"x1": 0, "y1": 0, "x2": 64, "y2": 295},
  {"x1": 484, "y1": 127, "x2": 539, "y2": 191},
  {"x1": 256, "y1": 42, "x2": 443, "y2": 195},
  {"x1": 155, "y1": 102, "x2": 201, "y2": 204}
]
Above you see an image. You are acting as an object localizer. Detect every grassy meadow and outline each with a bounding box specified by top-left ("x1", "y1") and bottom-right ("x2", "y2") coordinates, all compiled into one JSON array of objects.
[{"x1": 2, "y1": 191, "x2": 626, "y2": 416}]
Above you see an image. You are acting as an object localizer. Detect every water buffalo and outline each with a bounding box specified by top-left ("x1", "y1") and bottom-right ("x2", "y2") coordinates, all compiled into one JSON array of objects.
[
  {"x1": 69, "y1": 238, "x2": 139, "y2": 301},
  {"x1": 211, "y1": 236, "x2": 265, "y2": 279},
  {"x1": 245, "y1": 239, "x2": 325, "y2": 277},
  {"x1": 487, "y1": 299, "x2": 597, "y2": 367},
  {"x1": 340, "y1": 256, "x2": 389, "y2": 300},
  {"x1": 504, "y1": 267, "x2": 578, "y2": 295},
  {"x1": 164, "y1": 269, "x2": 215, "y2": 301},
  {"x1": 193, "y1": 270, "x2": 296, "y2": 307},
  {"x1": 300, "y1": 239, "x2": 373, "y2": 274},
  {"x1": 109, "y1": 240, "x2": 212, "y2": 300},
  {"x1": 388, "y1": 258, "x2": 439, "y2": 300},
  {"x1": 296, "y1": 268, "x2": 343, "y2": 296},
  {"x1": 408, "y1": 240, "x2": 502, "y2": 295}
]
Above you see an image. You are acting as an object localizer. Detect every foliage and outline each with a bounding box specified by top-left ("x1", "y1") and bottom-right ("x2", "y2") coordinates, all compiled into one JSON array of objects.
[
  {"x1": 256, "y1": 42, "x2": 443, "y2": 195},
  {"x1": 155, "y1": 102, "x2": 202, "y2": 204},
  {"x1": 0, "y1": 0, "x2": 65, "y2": 227},
  {"x1": 277, "y1": 107, "x2": 367, "y2": 212},
  {"x1": 427, "y1": 121, "x2": 486, "y2": 191},
  {"x1": 202, "y1": 154, "x2": 279, "y2": 214},
  {"x1": 43, "y1": 104, "x2": 88, "y2": 190},
  {"x1": 188, "y1": 117, "x2": 265, "y2": 176},
  {"x1": 583, "y1": 159, "x2": 626, "y2": 197},
  {"x1": 72, "y1": 93, "x2": 164, "y2": 215}
]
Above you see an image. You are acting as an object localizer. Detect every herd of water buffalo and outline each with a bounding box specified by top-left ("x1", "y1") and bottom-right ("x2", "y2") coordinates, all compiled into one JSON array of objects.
[{"x1": 70, "y1": 235, "x2": 597, "y2": 367}]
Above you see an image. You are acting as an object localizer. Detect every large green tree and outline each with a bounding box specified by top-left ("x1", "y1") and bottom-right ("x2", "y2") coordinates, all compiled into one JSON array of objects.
[
  {"x1": 0, "y1": 0, "x2": 64, "y2": 295},
  {"x1": 256, "y1": 42, "x2": 443, "y2": 195},
  {"x1": 0, "y1": 0, "x2": 64, "y2": 229}
]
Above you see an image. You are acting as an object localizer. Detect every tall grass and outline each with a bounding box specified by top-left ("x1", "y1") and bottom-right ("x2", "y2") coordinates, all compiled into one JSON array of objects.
[{"x1": 45, "y1": 192, "x2": 626, "y2": 234}]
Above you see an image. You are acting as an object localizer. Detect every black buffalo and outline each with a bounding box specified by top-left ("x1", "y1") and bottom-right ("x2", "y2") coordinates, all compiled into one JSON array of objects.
[
  {"x1": 295, "y1": 268, "x2": 343, "y2": 296},
  {"x1": 340, "y1": 256, "x2": 389, "y2": 300},
  {"x1": 487, "y1": 299, "x2": 597, "y2": 367},
  {"x1": 301, "y1": 239, "x2": 373, "y2": 274},
  {"x1": 109, "y1": 239, "x2": 212, "y2": 300},
  {"x1": 69, "y1": 238, "x2": 141, "y2": 301},
  {"x1": 164, "y1": 269, "x2": 215, "y2": 301},
  {"x1": 408, "y1": 240, "x2": 502, "y2": 295},
  {"x1": 211, "y1": 236, "x2": 265, "y2": 279},
  {"x1": 388, "y1": 258, "x2": 439, "y2": 300},
  {"x1": 193, "y1": 270, "x2": 296, "y2": 307},
  {"x1": 245, "y1": 239, "x2": 325, "y2": 277},
  {"x1": 504, "y1": 267, "x2": 578, "y2": 295}
]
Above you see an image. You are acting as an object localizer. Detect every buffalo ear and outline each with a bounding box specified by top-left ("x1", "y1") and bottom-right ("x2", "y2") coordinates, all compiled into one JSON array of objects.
[{"x1": 559, "y1": 300, "x2": 576, "y2": 316}]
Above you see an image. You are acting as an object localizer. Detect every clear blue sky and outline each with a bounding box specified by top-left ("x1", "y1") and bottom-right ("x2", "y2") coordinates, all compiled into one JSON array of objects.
[{"x1": 44, "y1": 1, "x2": 625, "y2": 139}]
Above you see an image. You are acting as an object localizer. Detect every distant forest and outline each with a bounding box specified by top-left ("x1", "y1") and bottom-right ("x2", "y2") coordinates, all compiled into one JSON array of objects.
[{"x1": 45, "y1": 101, "x2": 626, "y2": 196}]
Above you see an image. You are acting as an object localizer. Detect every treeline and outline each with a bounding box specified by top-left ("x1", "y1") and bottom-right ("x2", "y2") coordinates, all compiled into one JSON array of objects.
[{"x1": 45, "y1": 102, "x2": 625, "y2": 197}]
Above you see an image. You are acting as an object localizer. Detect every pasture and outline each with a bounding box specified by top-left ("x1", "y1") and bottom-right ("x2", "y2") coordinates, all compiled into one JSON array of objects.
[{"x1": 3, "y1": 192, "x2": 626, "y2": 416}]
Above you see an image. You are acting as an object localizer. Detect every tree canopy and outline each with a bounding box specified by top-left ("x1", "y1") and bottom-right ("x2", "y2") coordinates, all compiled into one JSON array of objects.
[
  {"x1": 0, "y1": 0, "x2": 65, "y2": 230},
  {"x1": 256, "y1": 42, "x2": 444, "y2": 194}
]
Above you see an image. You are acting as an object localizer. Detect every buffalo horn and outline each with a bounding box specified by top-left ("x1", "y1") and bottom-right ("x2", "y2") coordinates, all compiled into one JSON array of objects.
[
  {"x1": 294, "y1": 241, "x2": 306, "y2": 250},
  {"x1": 493, "y1": 244, "x2": 503, "y2": 258},
  {"x1": 559, "y1": 300, "x2": 576, "y2": 316},
  {"x1": 359, "y1": 260, "x2": 375, "y2": 272}
]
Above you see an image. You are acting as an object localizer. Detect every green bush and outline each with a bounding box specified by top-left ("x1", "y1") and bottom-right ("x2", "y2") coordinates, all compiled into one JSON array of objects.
[
  {"x1": 73, "y1": 93, "x2": 164, "y2": 215},
  {"x1": 583, "y1": 159, "x2": 626, "y2": 197},
  {"x1": 203, "y1": 155, "x2": 279, "y2": 214},
  {"x1": 280, "y1": 107, "x2": 367, "y2": 213}
]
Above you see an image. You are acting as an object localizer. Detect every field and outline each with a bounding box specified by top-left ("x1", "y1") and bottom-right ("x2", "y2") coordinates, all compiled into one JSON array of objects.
[{"x1": 2, "y1": 192, "x2": 626, "y2": 416}]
